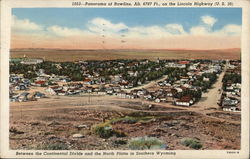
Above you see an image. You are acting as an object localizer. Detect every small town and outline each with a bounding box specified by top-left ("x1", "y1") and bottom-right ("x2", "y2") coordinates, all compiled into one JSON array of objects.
[{"x1": 9, "y1": 57, "x2": 241, "y2": 112}]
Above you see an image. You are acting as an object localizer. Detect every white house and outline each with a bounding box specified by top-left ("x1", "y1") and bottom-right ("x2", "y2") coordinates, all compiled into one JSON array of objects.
[
  {"x1": 175, "y1": 96, "x2": 194, "y2": 107},
  {"x1": 46, "y1": 87, "x2": 57, "y2": 95}
]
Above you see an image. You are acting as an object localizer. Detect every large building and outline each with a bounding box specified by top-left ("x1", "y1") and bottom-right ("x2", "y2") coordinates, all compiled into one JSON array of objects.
[{"x1": 20, "y1": 58, "x2": 44, "y2": 65}]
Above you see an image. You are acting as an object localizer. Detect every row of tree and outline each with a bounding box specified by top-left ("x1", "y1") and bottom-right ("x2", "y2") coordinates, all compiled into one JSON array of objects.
[
  {"x1": 192, "y1": 72, "x2": 218, "y2": 92},
  {"x1": 173, "y1": 89, "x2": 202, "y2": 101},
  {"x1": 222, "y1": 73, "x2": 241, "y2": 90}
]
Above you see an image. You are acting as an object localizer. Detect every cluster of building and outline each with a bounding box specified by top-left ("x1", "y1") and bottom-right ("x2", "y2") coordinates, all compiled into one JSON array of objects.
[
  {"x1": 9, "y1": 74, "x2": 46, "y2": 102},
  {"x1": 9, "y1": 58, "x2": 241, "y2": 111},
  {"x1": 9, "y1": 67, "x2": 71, "y2": 102},
  {"x1": 9, "y1": 74, "x2": 30, "y2": 91},
  {"x1": 14, "y1": 60, "x2": 223, "y2": 107},
  {"x1": 157, "y1": 60, "x2": 222, "y2": 106},
  {"x1": 79, "y1": 59, "x2": 158, "y2": 87},
  {"x1": 219, "y1": 60, "x2": 241, "y2": 112}
]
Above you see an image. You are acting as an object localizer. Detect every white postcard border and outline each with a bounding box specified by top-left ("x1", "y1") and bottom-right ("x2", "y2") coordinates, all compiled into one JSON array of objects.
[{"x1": 1, "y1": 0, "x2": 249, "y2": 158}]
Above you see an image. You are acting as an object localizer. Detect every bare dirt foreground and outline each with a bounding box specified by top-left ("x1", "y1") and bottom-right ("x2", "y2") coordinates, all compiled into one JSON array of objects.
[{"x1": 10, "y1": 95, "x2": 240, "y2": 150}]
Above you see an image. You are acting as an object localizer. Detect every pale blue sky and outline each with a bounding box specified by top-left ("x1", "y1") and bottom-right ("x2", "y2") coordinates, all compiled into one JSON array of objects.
[{"x1": 11, "y1": 8, "x2": 242, "y2": 49}]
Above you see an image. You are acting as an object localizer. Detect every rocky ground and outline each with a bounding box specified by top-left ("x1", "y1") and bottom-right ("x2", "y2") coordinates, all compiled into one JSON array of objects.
[{"x1": 10, "y1": 96, "x2": 241, "y2": 150}]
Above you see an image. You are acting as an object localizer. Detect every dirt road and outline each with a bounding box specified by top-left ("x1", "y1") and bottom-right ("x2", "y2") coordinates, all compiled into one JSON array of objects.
[
  {"x1": 126, "y1": 74, "x2": 168, "y2": 92},
  {"x1": 194, "y1": 71, "x2": 225, "y2": 110},
  {"x1": 194, "y1": 62, "x2": 229, "y2": 112}
]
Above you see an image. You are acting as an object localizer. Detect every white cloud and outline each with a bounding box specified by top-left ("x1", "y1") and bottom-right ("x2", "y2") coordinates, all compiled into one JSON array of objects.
[
  {"x1": 86, "y1": 18, "x2": 186, "y2": 38},
  {"x1": 129, "y1": 25, "x2": 168, "y2": 36},
  {"x1": 126, "y1": 24, "x2": 187, "y2": 38},
  {"x1": 87, "y1": 17, "x2": 128, "y2": 33},
  {"x1": 12, "y1": 15, "x2": 241, "y2": 42},
  {"x1": 190, "y1": 26, "x2": 209, "y2": 35},
  {"x1": 12, "y1": 15, "x2": 43, "y2": 32},
  {"x1": 165, "y1": 24, "x2": 187, "y2": 35},
  {"x1": 219, "y1": 24, "x2": 241, "y2": 35},
  {"x1": 189, "y1": 15, "x2": 241, "y2": 36},
  {"x1": 47, "y1": 25, "x2": 86, "y2": 37},
  {"x1": 190, "y1": 24, "x2": 242, "y2": 36},
  {"x1": 201, "y1": 15, "x2": 217, "y2": 27}
]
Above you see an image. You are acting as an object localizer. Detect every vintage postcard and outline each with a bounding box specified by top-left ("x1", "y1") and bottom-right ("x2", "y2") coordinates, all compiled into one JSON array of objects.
[{"x1": 1, "y1": 0, "x2": 249, "y2": 158}]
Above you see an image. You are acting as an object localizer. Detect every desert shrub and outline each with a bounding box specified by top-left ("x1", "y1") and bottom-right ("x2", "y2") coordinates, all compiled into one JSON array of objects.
[
  {"x1": 114, "y1": 140, "x2": 127, "y2": 145},
  {"x1": 115, "y1": 130, "x2": 126, "y2": 137},
  {"x1": 92, "y1": 116, "x2": 156, "y2": 139},
  {"x1": 110, "y1": 116, "x2": 137, "y2": 124},
  {"x1": 39, "y1": 142, "x2": 69, "y2": 150},
  {"x1": 92, "y1": 123, "x2": 126, "y2": 138},
  {"x1": 119, "y1": 117, "x2": 137, "y2": 124},
  {"x1": 110, "y1": 116, "x2": 154, "y2": 125},
  {"x1": 181, "y1": 138, "x2": 202, "y2": 149},
  {"x1": 93, "y1": 123, "x2": 113, "y2": 138},
  {"x1": 128, "y1": 136, "x2": 167, "y2": 150}
]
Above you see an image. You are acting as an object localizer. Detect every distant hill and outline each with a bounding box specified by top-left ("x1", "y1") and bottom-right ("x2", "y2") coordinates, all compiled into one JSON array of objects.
[{"x1": 10, "y1": 48, "x2": 241, "y2": 62}]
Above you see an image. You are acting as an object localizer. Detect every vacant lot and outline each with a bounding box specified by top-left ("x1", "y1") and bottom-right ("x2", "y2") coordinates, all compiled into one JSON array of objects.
[
  {"x1": 10, "y1": 48, "x2": 240, "y2": 62},
  {"x1": 10, "y1": 95, "x2": 240, "y2": 150}
]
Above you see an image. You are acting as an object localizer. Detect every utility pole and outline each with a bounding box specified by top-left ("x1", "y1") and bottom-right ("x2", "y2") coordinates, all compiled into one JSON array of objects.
[{"x1": 88, "y1": 92, "x2": 91, "y2": 104}]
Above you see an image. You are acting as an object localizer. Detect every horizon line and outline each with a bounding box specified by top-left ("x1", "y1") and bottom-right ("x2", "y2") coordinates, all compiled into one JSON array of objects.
[{"x1": 10, "y1": 47, "x2": 241, "y2": 52}]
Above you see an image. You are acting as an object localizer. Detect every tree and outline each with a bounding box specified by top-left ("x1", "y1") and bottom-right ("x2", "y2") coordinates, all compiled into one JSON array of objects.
[
  {"x1": 23, "y1": 72, "x2": 37, "y2": 79},
  {"x1": 71, "y1": 72, "x2": 83, "y2": 81}
]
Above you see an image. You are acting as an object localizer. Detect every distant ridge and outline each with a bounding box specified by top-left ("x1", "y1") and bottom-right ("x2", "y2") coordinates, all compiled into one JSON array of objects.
[
  {"x1": 10, "y1": 48, "x2": 241, "y2": 52},
  {"x1": 10, "y1": 48, "x2": 241, "y2": 62}
]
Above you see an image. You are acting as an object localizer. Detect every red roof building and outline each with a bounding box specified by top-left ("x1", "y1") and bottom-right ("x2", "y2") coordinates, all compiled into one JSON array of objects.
[
  {"x1": 35, "y1": 81, "x2": 46, "y2": 85},
  {"x1": 178, "y1": 61, "x2": 190, "y2": 65}
]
